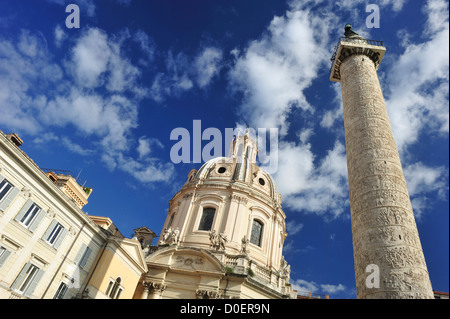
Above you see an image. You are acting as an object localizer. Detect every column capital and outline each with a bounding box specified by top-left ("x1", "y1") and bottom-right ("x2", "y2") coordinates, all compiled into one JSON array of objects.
[{"x1": 330, "y1": 37, "x2": 386, "y2": 82}]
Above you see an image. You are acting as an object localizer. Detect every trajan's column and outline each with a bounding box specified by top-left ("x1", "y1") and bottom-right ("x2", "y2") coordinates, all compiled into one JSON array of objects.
[{"x1": 330, "y1": 25, "x2": 434, "y2": 299}]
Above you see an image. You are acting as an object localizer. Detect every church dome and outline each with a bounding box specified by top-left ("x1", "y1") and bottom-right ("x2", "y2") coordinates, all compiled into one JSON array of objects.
[
  {"x1": 154, "y1": 128, "x2": 291, "y2": 296},
  {"x1": 184, "y1": 130, "x2": 282, "y2": 206}
]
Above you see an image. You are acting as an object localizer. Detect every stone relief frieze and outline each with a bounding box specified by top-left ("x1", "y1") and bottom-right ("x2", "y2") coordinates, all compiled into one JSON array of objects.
[
  {"x1": 350, "y1": 189, "x2": 413, "y2": 217},
  {"x1": 173, "y1": 255, "x2": 204, "y2": 269}
]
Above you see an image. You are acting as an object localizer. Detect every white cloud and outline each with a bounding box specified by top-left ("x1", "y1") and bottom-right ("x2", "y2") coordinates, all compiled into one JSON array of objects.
[
  {"x1": 194, "y1": 47, "x2": 223, "y2": 88},
  {"x1": 226, "y1": 6, "x2": 351, "y2": 220},
  {"x1": 404, "y1": 162, "x2": 446, "y2": 196},
  {"x1": 54, "y1": 25, "x2": 66, "y2": 47},
  {"x1": 0, "y1": 26, "x2": 174, "y2": 186},
  {"x1": 321, "y1": 283, "x2": 346, "y2": 294},
  {"x1": 272, "y1": 140, "x2": 349, "y2": 219},
  {"x1": 113, "y1": 153, "x2": 175, "y2": 184},
  {"x1": 291, "y1": 278, "x2": 347, "y2": 297},
  {"x1": 69, "y1": 28, "x2": 111, "y2": 88},
  {"x1": 298, "y1": 128, "x2": 314, "y2": 144},
  {"x1": 137, "y1": 137, "x2": 151, "y2": 159},
  {"x1": 384, "y1": 0, "x2": 449, "y2": 154},
  {"x1": 291, "y1": 279, "x2": 319, "y2": 295},
  {"x1": 137, "y1": 136, "x2": 164, "y2": 160},
  {"x1": 403, "y1": 162, "x2": 447, "y2": 219},
  {"x1": 320, "y1": 83, "x2": 343, "y2": 129},
  {"x1": 228, "y1": 8, "x2": 330, "y2": 135},
  {"x1": 424, "y1": 0, "x2": 449, "y2": 34},
  {"x1": 133, "y1": 29, "x2": 155, "y2": 65},
  {"x1": 106, "y1": 43, "x2": 141, "y2": 94},
  {"x1": 33, "y1": 133, "x2": 95, "y2": 156},
  {"x1": 149, "y1": 46, "x2": 223, "y2": 102},
  {"x1": 286, "y1": 220, "x2": 304, "y2": 235},
  {"x1": 0, "y1": 31, "x2": 62, "y2": 134},
  {"x1": 68, "y1": 27, "x2": 144, "y2": 96},
  {"x1": 17, "y1": 30, "x2": 47, "y2": 58}
]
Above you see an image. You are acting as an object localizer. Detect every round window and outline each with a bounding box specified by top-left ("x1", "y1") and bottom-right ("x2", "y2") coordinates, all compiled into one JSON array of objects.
[
  {"x1": 258, "y1": 178, "x2": 265, "y2": 186},
  {"x1": 218, "y1": 167, "x2": 226, "y2": 174}
]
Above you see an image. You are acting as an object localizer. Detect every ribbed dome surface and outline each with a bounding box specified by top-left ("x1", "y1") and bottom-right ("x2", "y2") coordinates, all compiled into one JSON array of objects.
[{"x1": 191, "y1": 154, "x2": 281, "y2": 204}]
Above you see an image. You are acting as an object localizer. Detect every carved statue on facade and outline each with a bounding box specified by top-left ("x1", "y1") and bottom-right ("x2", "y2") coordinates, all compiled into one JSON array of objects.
[
  {"x1": 241, "y1": 235, "x2": 250, "y2": 254},
  {"x1": 209, "y1": 230, "x2": 227, "y2": 250},
  {"x1": 159, "y1": 227, "x2": 180, "y2": 245},
  {"x1": 280, "y1": 256, "x2": 291, "y2": 280},
  {"x1": 160, "y1": 227, "x2": 172, "y2": 244},
  {"x1": 170, "y1": 227, "x2": 180, "y2": 245}
]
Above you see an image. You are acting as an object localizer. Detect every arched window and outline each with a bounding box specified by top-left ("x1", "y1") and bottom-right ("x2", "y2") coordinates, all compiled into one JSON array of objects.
[
  {"x1": 246, "y1": 146, "x2": 251, "y2": 158},
  {"x1": 237, "y1": 143, "x2": 244, "y2": 157},
  {"x1": 198, "y1": 207, "x2": 216, "y2": 231},
  {"x1": 138, "y1": 237, "x2": 145, "y2": 248},
  {"x1": 106, "y1": 277, "x2": 123, "y2": 299},
  {"x1": 168, "y1": 213, "x2": 175, "y2": 228},
  {"x1": 250, "y1": 220, "x2": 263, "y2": 247}
]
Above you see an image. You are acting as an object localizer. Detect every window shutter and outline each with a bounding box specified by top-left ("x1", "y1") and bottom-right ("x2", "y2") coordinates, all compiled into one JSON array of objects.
[
  {"x1": 23, "y1": 268, "x2": 43, "y2": 298},
  {"x1": 14, "y1": 199, "x2": 34, "y2": 222},
  {"x1": 53, "y1": 227, "x2": 67, "y2": 250},
  {"x1": 79, "y1": 247, "x2": 92, "y2": 269},
  {"x1": 0, "y1": 247, "x2": 11, "y2": 268},
  {"x1": 0, "y1": 186, "x2": 19, "y2": 212},
  {"x1": 74, "y1": 243, "x2": 87, "y2": 265},
  {"x1": 42, "y1": 220, "x2": 58, "y2": 242},
  {"x1": 28, "y1": 208, "x2": 46, "y2": 233},
  {"x1": 11, "y1": 262, "x2": 31, "y2": 290}
]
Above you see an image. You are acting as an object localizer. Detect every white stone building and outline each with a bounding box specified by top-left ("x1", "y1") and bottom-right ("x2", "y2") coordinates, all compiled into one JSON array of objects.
[
  {"x1": 0, "y1": 130, "x2": 147, "y2": 299},
  {"x1": 135, "y1": 130, "x2": 296, "y2": 299}
]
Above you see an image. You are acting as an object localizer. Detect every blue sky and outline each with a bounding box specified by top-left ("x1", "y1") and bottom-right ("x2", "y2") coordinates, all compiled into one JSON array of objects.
[{"x1": 0, "y1": 0, "x2": 448, "y2": 298}]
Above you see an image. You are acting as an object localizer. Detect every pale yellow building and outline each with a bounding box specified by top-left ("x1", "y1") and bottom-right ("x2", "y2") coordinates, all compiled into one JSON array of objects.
[{"x1": 0, "y1": 130, "x2": 147, "y2": 299}]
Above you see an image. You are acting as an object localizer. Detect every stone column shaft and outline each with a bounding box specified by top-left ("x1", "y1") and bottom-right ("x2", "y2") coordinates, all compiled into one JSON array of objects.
[{"x1": 332, "y1": 37, "x2": 434, "y2": 299}]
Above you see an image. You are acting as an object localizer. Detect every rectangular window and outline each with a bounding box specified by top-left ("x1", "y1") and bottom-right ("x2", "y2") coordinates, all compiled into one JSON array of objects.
[
  {"x1": 20, "y1": 203, "x2": 41, "y2": 227},
  {"x1": 0, "y1": 179, "x2": 13, "y2": 202},
  {"x1": 11, "y1": 262, "x2": 43, "y2": 297},
  {"x1": 46, "y1": 223, "x2": 64, "y2": 245},
  {"x1": 17, "y1": 264, "x2": 40, "y2": 293},
  {"x1": 198, "y1": 207, "x2": 216, "y2": 231},
  {"x1": 53, "y1": 282, "x2": 68, "y2": 299}
]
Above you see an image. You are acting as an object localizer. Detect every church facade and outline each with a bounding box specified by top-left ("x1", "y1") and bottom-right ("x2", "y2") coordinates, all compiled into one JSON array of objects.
[{"x1": 134, "y1": 130, "x2": 296, "y2": 299}]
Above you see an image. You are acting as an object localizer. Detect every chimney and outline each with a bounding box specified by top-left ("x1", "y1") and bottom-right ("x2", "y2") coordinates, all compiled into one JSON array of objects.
[{"x1": 6, "y1": 133, "x2": 23, "y2": 147}]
